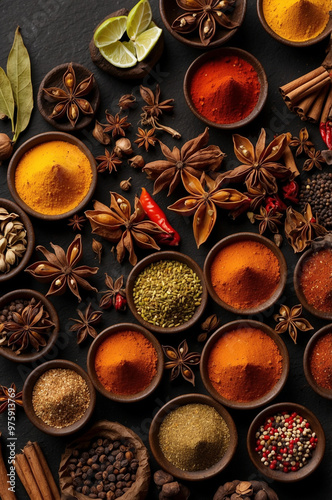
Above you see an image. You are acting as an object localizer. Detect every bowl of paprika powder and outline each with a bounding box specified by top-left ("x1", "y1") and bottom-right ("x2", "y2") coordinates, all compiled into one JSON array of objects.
[{"x1": 303, "y1": 324, "x2": 332, "y2": 400}]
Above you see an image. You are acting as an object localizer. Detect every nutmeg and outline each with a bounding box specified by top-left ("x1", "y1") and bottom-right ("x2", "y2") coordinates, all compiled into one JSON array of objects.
[
  {"x1": 153, "y1": 470, "x2": 173, "y2": 487},
  {"x1": 128, "y1": 155, "x2": 145, "y2": 169},
  {"x1": 0, "y1": 133, "x2": 13, "y2": 161},
  {"x1": 254, "y1": 491, "x2": 268, "y2": 500},
  {"x1": 114, "y1": 138, "x2": 133, "y2": 158},
  {"x1": 120, "y1": 178, "x2": 132, "y2": 192}
]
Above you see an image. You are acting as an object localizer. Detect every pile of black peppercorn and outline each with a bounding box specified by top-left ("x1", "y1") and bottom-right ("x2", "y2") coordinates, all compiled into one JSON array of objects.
[
  {"x1": 299, "y1": 172, "x2": 332, "y2": 229},
  {"x1": 0, "y1": 298, "x2": 34, "y2": 323}
]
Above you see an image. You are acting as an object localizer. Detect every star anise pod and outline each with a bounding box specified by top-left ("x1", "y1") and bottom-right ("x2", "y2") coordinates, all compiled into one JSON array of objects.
[
  {"x1": 254, "y1": 206, "x2": 283, "y2": 235},
  {"x1": 25, "y1": 234, "x2": 99, "y2": 302},
  {"x1": 289, "y1": 128, "x2": 314, "y2": 156},
  {"x1": 85, "y1": 193, "x2": 165, "y2": 265},
  {"x1": 197, "y1": 314, "x2": 220, "y2": 342},
  {"x1": 140, "y1": 85, "x2": 181, "y2": 139},
  {"x1": 70, "y1": 304, "x2": 103, "y2": 344},
  {"x1": 43, "y1": 63, "x2": 94, "y2": 127},
  {"x1": 96, "y1": 149, "x2": 122, "y2": 174},
  {"x1": 162, "y1": 339, "x2": 201, "y2": 386},
  {"x1": 222, "y1": 129, "x2": 291, "y2": 195},
  {"x1": 134, "y1": 127, "x2": 157, "y2": 151},
  {"x1": 68, "y1": 214, "x2": 86, "y2": 231},
  {"x1": 103, "y1": 111, "x2": 131, "y2": 138},
  {"x1": 274, "y1": 304, "x2": 314, "y2": 344},
  {"x1": 172, "y1": 0, "x2": 239, "y2": 46},
  {"x1": 168, "y1": 170, "x2": 248, "y2": 247},
  {"x1": 303, "y1": 149, "x2": 326, "y2": 171},
  {"x1": 0, "y1": 383, "x2": 23, "y2": 414},
  {"x1": 99, "y1": 274, "x2": 126, "y2": 310},
  {"x1": 246, "y1": 186, "x2": 267, "y2": 211},
  {"x1": 143, "y1": 127, "x2": 224, "y2": 196},
  {"x1": 284, "y1": 203, "x2": 327, "y2": 253},
  {"x1": 2, "y1": 301, "x2": 55, "y2": 354}
]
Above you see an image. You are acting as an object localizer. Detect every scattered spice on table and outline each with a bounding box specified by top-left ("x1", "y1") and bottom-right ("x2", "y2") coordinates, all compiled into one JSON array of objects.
[
  {"x1": 197, "y1": 314, "x2": 220, "y2": 343},
  {"x1": 254, "y1": 206, "x2": 283, "y2": 235},
  {"x1": 113, "y1": 137, "x2": 133, "y2": 158},
  {"x1": 99, "y1": 274, "x2": 127, "y2": 311},
  {"x1": 139, "y1": 84, "x2": 180, "y2": 139},
  {"x1": 92, "y1": 238, "x2": 103, "y2": 264},
  {"x1": 94, "y1": 330, "x2": 158, "y2": 395},
  {"x1": 189, "y1": 54, "x2": 260, "y2": 124},
  {"x1": 274, "y1": 304, "x2": 313, "y2": 344},
  {"x1": 213, "y1": 479, "x2": 279, "y2": 500},
  {"x1": 0, "y1": 207, "x2": 27, "y2": 274},
  {"x1": 299, "y1": 172, "x2": 332, "y2": 229},
  {"x1": 14, "y1": 141, "x2": 93, "y2": 215},
  {"x1": 159, "y1": 403, "x2": 230, "y2": 471},
  {"x1": 96, "y1": 148, "x2": 122, "y2": 174},
  {"x1": 0, "y1": 383, "x2": 23, "y2": 414},
  {"x1": 289, "y1": 128, "x2": 314, "y2": 156},
  {"x1": 210, "y1": 239, "x2": 281, "y2": 310},
  {"x1": 255, "y1": 411, "x2": 318, "y2": 472},
  {"x1": 135, "y1": 127, "x2": 157, "y2": 151},
  {"x1": 153, "y1": 469, "x2": 190, "y2": 500},
  {"x1": 309, "y1": 332, "x2": 332, "y2": 390},
  {"x1": 284, "y1": 204, "x2": 327, "y2": 253},
  {"x1": 162, "y1": 339, "x2": 201, "y2": 386},
  {"x1": 32, "y1": 368, "x2": 91, "y2": 428},
  {"x1": 69, "y1": 304, "x2": 103, "y2": 344},
  {"x1": 67, "y1": 214, "x2": 86, "y2": 232},
  {"x1": 102, "y1": 110, "x2": 131, "y2": 138},
  {"x1": 300, "y1": 246, "x2": 332, "y2": 312},
  {"x1": 133, "y1": 259, "x2": 203, "y2": 327},
  {"x1": 303, "y1": 149, "x2": 326, "y2": 171},
  {"x1": 207, "y1": 327, "x2": 283, "y2": 402},
  {"x1": 129, "y1": 154, "x2": 145, "y2": 169}
]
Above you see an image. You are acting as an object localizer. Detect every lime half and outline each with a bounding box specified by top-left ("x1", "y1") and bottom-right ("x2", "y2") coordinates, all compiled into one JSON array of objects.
[
  {"x1": 135, "y1": 26, "x2": 162, "y2": 61},
  {"x1": 127, "y1": 0, "x2": 152, "y2": 40},
  {"x1": 99, "y1": 41, "x2": 137, "y2": 68},
  {"x1": 94, "y1": 16, "x2": 127, "y2": 48}
]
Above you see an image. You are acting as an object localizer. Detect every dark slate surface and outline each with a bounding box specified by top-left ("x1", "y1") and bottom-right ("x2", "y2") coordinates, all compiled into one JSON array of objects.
[{"x1": 0, "y1": 1, "x2": 331, "y2": 498}]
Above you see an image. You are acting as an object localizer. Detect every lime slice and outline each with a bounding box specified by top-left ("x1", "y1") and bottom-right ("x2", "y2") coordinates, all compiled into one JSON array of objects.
[
  {"x1": 99, "y1": 41, "x2": 137, "y2": 68},
  {"x1": 94, "y1": 16, "x2": 127, "y2": 48},
  {"x1": 135, "y1": 26, "x2": 162, "y2": 62},
  {"x1": 123, "y1": 40, "x2": 137, "y2": 57},
  {"x1": 127, "y1": 0, "x2": 152, "y2": 40}
]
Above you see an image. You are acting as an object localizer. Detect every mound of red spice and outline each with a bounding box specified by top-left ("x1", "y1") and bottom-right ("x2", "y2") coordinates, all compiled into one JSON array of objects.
[{"x1": 300, "y1": 248, "x2": 332, "y2": 312}]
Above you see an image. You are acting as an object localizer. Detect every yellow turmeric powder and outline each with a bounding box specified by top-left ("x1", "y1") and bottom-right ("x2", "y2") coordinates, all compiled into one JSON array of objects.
[
  {"x1": 14, "y1": 141, "x2": 92, "y2": 215},
  {"x1": 262, "y1": 0, "x2": 331, "y2": 43}
]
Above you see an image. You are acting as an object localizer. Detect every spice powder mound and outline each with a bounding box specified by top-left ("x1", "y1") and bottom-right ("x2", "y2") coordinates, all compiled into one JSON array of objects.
[
  {"x1": 158, "y1": 403, "x2": 230, "y2": 471},
  {"x1": 32, "y1": 368, "x2": 90, "y2": 428},
  {"x1": 309, "y1": 332, "x2": 332, "y2": 390},
  {"x1": 300, "y1": 248, "x2": 332, "y2": 312}
]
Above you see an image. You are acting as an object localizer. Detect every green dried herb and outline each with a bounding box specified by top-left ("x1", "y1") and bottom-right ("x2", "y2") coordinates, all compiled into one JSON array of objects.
[{"x1": 0, "y1": 68, "x2": 15, "y2": 131}]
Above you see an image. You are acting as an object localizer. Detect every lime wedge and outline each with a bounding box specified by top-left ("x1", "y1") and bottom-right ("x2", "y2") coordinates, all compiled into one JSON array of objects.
[
  {"x1": 94, "y1": 16, "x2": 127, "y2": 48},
  {"x1": 99, "y1": 41, "x2": 137, "y2": 68},
  {"x1": 123, "y1": 40, "x2": 137, "y2": 57},
  {"x1": 127, "y1": 0, "x2": 152, "y2": 40},
  {"x1": 135, "y1": 26, "x2": 162, "y2": 62}
]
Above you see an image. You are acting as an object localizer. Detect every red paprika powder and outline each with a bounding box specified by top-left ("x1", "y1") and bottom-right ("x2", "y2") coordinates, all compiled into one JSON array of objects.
[
  {"x1": 300, "y1": 248, "x2": 332, "y2": 312},
  {"x1": 189, "y1": 55, "x2": 261, "y2": 124},
  {"x1": 309, "y1": 332, "x2": 332, "y2": 390}
]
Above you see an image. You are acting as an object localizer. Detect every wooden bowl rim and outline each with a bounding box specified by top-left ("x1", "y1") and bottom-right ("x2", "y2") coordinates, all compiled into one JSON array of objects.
[{"x1": 303, "y1": 323, "x2": 332, "y2": 400}]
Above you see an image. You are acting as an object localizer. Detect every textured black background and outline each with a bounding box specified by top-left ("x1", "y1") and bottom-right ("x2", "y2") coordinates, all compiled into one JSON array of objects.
[{"x1": 0, "y1": 1, "x2": 331, "y2": 498}]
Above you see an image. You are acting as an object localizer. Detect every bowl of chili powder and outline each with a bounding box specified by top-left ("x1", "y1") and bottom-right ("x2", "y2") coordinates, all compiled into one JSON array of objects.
[{"x1": 303, "y1": 324, "x2": 332, "y2": 400}]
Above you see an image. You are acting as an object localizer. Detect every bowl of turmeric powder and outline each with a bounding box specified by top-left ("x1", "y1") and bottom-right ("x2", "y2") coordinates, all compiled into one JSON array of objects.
[{"x1": 7, "y1": 131, "x2": 97, "y2": 221}]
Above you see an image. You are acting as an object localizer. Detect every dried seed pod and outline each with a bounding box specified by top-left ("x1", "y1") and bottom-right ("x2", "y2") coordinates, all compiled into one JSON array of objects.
[
  {"x1": 153, "y1": 470, "x2": 173, "y2": 487},
  {"x1": 0, "y1": 133, "x2": 13, "y2": 160},
  {"x1": 92, "y1": 120, "x2": 111, "y2": 145},
  {"x1": 274, "y1": 233, "x2": 283, "y2": 247},
  {"x1": 255, "y1": 491, "x2": 268, "y2": 500},
  {"x1": 118, "y1": 94, "x2": 136, "y2": 110},
  {"x1": 161, "y1": 481, "x2": 180, "y2": 497},
  {"x1": 120, "y1": 178, "x2": 132, "y2": 192},
  {"x1": 92, "y1": 238, "x2": 103, "y2": 264},
  {"x1": 128, "y1": 155, "x2": 145, "y2": 169},
  {"x1": 114, "y1": 138, "x2": 133, "y2": 158}
]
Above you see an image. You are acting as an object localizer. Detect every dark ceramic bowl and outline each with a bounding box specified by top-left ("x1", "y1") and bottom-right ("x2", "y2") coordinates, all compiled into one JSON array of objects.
[
  {"x1": 87, "y1": 323, "x2": 164, "y2": 403},
  {"x1": 204, "y1": 232, "x2": 287, "y2": 315},
  {"x1": 23, "y1": 359, "x2": 96, "y2": 436},
  {"x1": 200, "y1": 319, "x2": 289, "y2": 410},
  {"x1": 0, "y1": 289, "x2": 59, "y2": 364},
  {"x1": 303, "y1": 324, "x2": 332, "y2": 400},
  {"x1": 257, "y1": 0, "x2": 332, "y2": 47},
  {"x1": 0, "y1": 198, "x2": 35, "y2": 283},
  {"x1": 126, "y1": 251, "x2": 208, "y2": 335},
  {"x1": 149, "y1": 393, "x2": 237, "y2": 481},
  {"x1": 160, "y1": 0, "x2": 247, "y2": 49},
  {"x1": 7, "y1": 131, "x2": 97, "y2": 221},
  {"x1": 247, "y1": 402, "x2": 325, "y2": 482},
  {"x1": 37, "y1": 62, "x2": 100, "y2": 132}
]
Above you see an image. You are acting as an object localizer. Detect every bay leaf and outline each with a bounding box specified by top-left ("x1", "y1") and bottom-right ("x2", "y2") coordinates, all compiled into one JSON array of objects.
[
  {"x1": 0, "y1": 67, "x2": 15, "y2": 132},
  {"x1": 7, "y1": 27, "x2": 33, "y2": 143}
]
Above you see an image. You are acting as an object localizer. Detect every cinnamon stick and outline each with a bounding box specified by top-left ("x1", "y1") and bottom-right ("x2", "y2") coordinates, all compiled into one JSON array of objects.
[
  {"x1": 280, "y1": 66, "x2": 327, "y2": 97},
  {"x1": 284, "y1": 134, "x2": 300, "y2": 178},
  {"x1": 293, "y1": 92, "x2": 319, "y2": 117},
  {"x1": 32, "y1": 442, "x2": 60, "y2": 500},
  {"x1": 285, "y1": 72, "x2": 330, "y2": 105},
  {"x1": 23, "y1": 441, "x2": 54, "y2": 500},
  {"x1": 321, "y1": 86, "x2": 332, "y2": 122},
  {"x1": 306, "y1": 84, "x2": 330, "y2": 123},
  {"x1": 0, "y1": 433, "x2": 16, "y2": 500},
  {"x1": 14, "y1": 453, "x2": 43, "y2": 500}
]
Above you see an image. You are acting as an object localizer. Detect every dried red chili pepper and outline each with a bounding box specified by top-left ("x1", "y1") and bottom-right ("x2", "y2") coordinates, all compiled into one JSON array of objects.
[
  {"x1": 139, "y1": 187, "x2": 180, "y2": 246},
  {"x1": 320, "y1": 122, "x2": 327, "y2": 147},
  {"x1": 115, "y1": 293, "x2": 127, "y2": 311},
  {"x1": 265, "y1": 195, "x2": 287, "y2": 213},
  {"x1": 283, "y1": 180, "x2": 299, "y2": 204},
  {"x1": 326, "y1": 122, "x2": 332, "y2": 150}
]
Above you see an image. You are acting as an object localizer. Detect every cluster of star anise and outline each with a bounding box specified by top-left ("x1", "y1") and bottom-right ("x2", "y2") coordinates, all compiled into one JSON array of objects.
[{"x1": 289, "y1": 127, "x2": 326, "y2": 171}]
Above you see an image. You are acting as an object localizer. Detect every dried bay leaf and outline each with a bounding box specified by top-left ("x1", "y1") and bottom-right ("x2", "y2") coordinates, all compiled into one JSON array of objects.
[{"x1": 0, "y1": 68, "x2": 14, "y2": 131}]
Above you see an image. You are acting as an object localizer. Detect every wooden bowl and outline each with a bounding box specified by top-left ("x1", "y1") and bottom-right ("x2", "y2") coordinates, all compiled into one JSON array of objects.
[
  {"x1": 23, "y1": 359, "x2": 96, "y2": 437},
  {"x1": 303, "y1": 324, "x2": 332, "y2": 400},
  {"x1": 159, "y1": 0, "x2": 247, "y2": 49},
  {"x1": 247, "y1": 402, "x2": 325, "y2": 482},
  {"x1": 0, "y1": 289, "x2": 59, "y2": 364},
  {"x1": 37, "y1": 62, "x2": 100, "y2": 131},
  {"x1": 90, "y1": 8, "x2": 164, "y2": 80},
  {"x1": 0, "y1": 198, "x2": 35, "y2": 283},
  {"x1": 87, "y1": 323, "x2": 164, "y2": 403},
  {"x1": 200, "y1": 320, "x2": 289, "y2": 410},
  {"x1": 183, "y1": 47, "x2": 268, "y2": 130},
  {"x1": 7, "y1": 131, "x2": 97, "y2": 221},
  {"x1": 126, "y1": 250, "x2": 208, "y2": 335},
  {"x1": 203, "y1": 232, "x2": 287, "y2": 315},
  {"x1": 149, "y1": 393, "x2": 237, "y2": 481},
  {"x1": 257, "y1": 0, "x2": 332, "y2": 47}
]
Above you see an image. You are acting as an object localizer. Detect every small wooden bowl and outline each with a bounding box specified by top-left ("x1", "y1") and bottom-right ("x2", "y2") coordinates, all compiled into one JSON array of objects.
[
  {"x1": 183, "y1": 47, "x2": 268, "y2": 130},
  {"x1": 303, "y1": 324, "x2": 332, "y2": 400},
  {"x1": 200, "y1": 320, "x2": 289, "y2": 410},
  {"x1": 0, "y1": 198, "x2": 35, "y2": 283},
  {"x1": 257, "y1": 0, "x2": 332, "y2": 47},
  {"x1": 87, "y1": 323, "x2": 164, "y2": 403},
  {"x1": 0, "y1": 289, "x2": 59, "y2": 364},
  {"x1": 294, "y1": 246, "x2": 332, "y2": 321},
  {"x1": 247, "y1": 402, "x2": 325, "y2": 482},
  {"x1": 7, "y1": 131, "x2": 97, "y2": 221},
  {"x1": 159, "y1": 0, "x2": 247, "y2": 49},
  {"x1": 126, "y1": 251, "x2": 208, "y2": 335},
  {"x1": 203, "y1": 232, "x2": 287, "y2": 315},
  {"x1": 37, "y1": 62, "x2": 100, "y2": 131},
  {"x1": 90, "y1": 8, "x2": 164, "y2": 80},
  {"x1": 23, "y1": 359, "x2": 96, "y2": 437}
]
